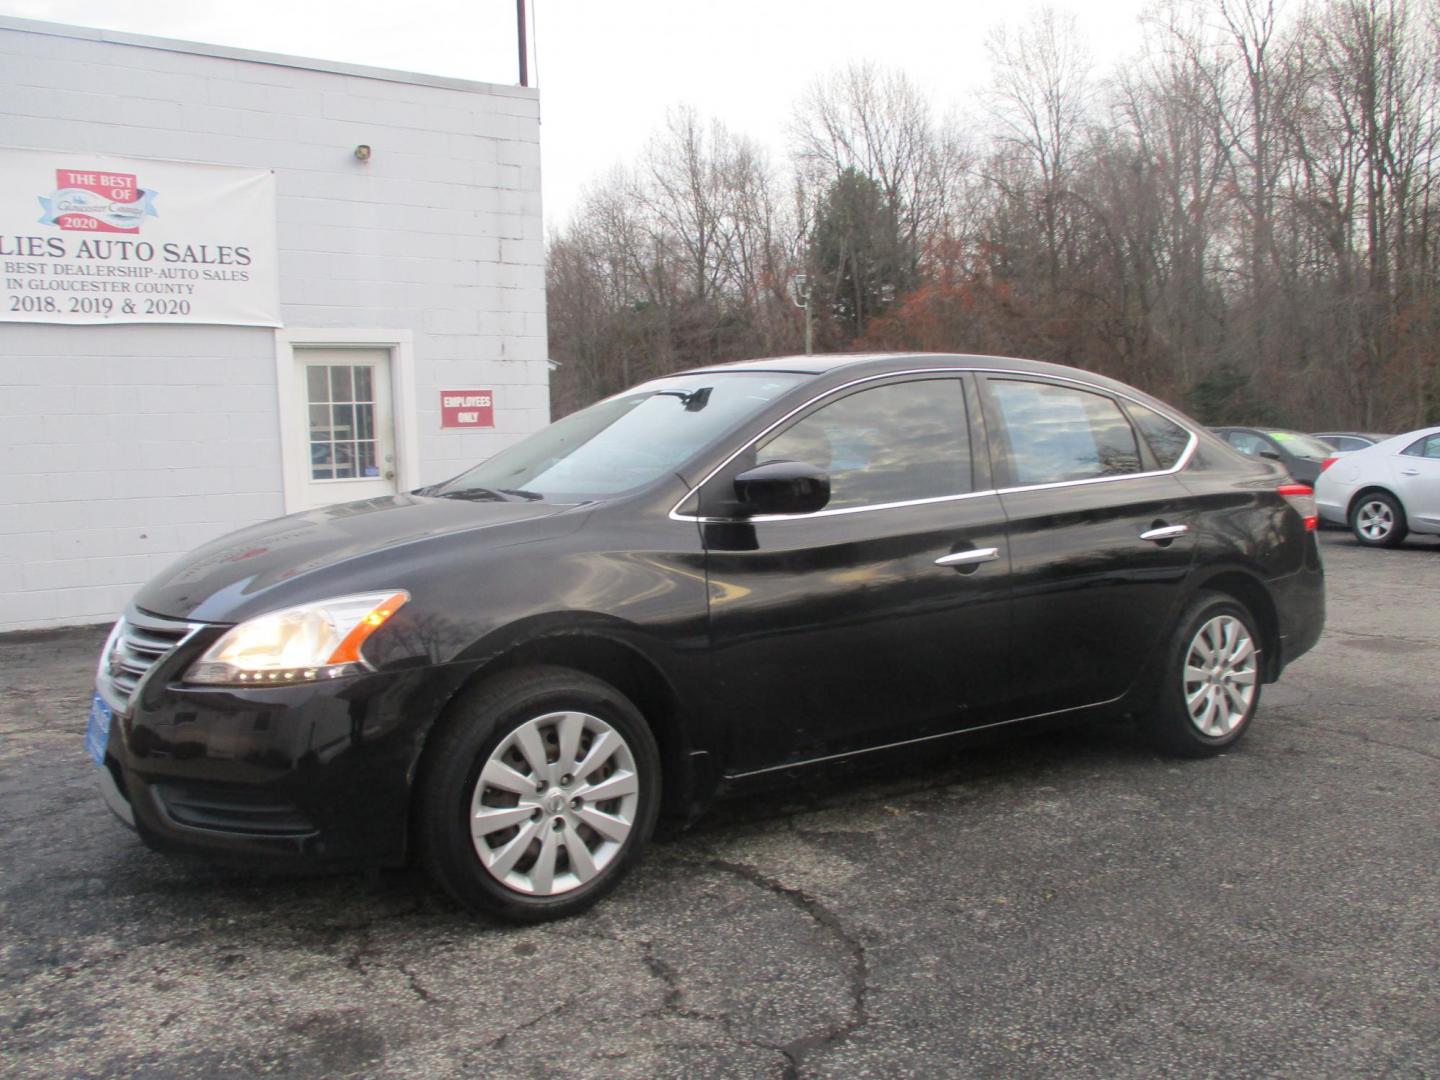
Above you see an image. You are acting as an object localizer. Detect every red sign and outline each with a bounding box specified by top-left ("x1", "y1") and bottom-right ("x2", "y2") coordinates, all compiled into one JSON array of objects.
[
  {"x1": 48, "y1": 169, "x2": 150, "y2": 233},
  {"x1": 440, "y1": 390, "x2": 494, "y2": 428}
]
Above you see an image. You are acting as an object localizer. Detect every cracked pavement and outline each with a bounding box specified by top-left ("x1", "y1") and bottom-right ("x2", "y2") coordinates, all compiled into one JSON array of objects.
[{"x1": 2, "y1": 531, "x2": 1438, "y2": 1078}]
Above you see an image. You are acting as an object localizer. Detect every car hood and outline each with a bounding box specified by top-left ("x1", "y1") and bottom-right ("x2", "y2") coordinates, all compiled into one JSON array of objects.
[{"x1": 133, "y1": 494, "x2": 581, "y2": 622}]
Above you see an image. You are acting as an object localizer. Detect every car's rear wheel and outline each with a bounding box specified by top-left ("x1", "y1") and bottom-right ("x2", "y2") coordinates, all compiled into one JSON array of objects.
[
  {"x1": 417, "y1": 665, "x2": 660, "y2": 921},
  {"x1": 1350, "y1": 492, "x2": 1407, "y2": 547},
  {"x1": 1147, "y1": 592, "x2": 1262, "y2": 758}
]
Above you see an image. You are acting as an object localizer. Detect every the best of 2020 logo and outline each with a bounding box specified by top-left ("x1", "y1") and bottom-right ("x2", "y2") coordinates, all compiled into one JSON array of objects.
[{"x1": 38, "y1": 168, "x2": 158, "y2": 234}]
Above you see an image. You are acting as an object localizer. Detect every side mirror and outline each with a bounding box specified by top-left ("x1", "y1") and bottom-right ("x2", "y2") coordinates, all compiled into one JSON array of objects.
[
  {"x1": 1258, "y1": 450, "x2": 1282, "y2": 462},
  {"x1": 734, "y1": 460, "x2": 831, "y2": 516}
]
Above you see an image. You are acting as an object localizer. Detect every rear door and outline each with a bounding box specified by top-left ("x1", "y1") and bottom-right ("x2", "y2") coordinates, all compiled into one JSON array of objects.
[
  {"x1": 1391, "y1": 433, "x2": 1440, "y2": 529},
  {"x1": 698, "y1": 373, "x2": 1011, "y2": 774},
  {"x1": 979, "y1": 376, "x2": 1198, "y2": 718}
]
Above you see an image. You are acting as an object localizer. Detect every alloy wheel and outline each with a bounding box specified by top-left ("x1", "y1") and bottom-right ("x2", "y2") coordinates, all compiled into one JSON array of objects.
[
  {"x1": 1182, "y1": 615, "x2": 1258, "y2": 738},
  {"x1": 1356, "y1": 500, "x2": 1395, "y2": 541},
  {"x1": 469, "y1": 710, "x2": 639, "y2": 896}
]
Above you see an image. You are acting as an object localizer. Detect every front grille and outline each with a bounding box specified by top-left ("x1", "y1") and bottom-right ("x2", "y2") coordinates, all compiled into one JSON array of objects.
[
  {"x1": 153, "y1": 783, "x2": 315, "y2": 836},
  {"x1": 102, "y1": 612, "x2": 196, "y2": 711}
]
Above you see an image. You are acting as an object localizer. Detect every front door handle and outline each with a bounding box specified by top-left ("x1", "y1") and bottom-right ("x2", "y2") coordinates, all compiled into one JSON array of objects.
[
  {"x1": 1139, "y1": 524, "x2": 1190, "y2": 542},
  {"x1": 935, "y1": 547, "x2": 1001, "y2": 568},
  {"x1": 1401, "y1": 468, "x2": 1419, "y2": 476}
]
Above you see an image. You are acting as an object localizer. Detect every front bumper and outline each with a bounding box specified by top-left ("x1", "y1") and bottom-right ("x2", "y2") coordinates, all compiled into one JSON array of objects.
[{"x1": 98, "y1": 658, "x2": 479, "y2": 867}]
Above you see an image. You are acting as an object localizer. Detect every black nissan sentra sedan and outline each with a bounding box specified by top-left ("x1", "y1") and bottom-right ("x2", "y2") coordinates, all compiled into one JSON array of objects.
[{"x1": 89, "y1": 354, "x2": 1325, "y2": 920}]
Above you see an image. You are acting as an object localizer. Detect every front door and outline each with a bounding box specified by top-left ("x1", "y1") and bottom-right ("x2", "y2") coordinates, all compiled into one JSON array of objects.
[
  {"x1": 295, "y1": 348, "x2": 398, "y2": 509},
  {"x1": 700, "y1": 374, "x2": 1012, "y2": 775}
]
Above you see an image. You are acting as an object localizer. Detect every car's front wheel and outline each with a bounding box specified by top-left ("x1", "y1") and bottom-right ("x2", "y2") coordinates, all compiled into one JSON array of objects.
[
  {"x1": 1350, "y1": 492, "x2": 1407, "y2": 547},
  {"x1": 417, "y1": 666, "x2": 661, "y2": 921},
  {"x1": 1147, "y1": 592, "x2": 1262, "y2": 758}
]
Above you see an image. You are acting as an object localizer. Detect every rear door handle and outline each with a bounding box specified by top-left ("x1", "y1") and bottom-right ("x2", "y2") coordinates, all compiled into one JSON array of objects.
[
  {"x1": 1401, "y1": 468, "x2": 1419, "y2": 476},
  {"x1": 935, "y1": 547, "x2": 1000, "y2": 567},
  {"x1": 1139, "y1": 524, "x2": 1189, "y2": 542}
]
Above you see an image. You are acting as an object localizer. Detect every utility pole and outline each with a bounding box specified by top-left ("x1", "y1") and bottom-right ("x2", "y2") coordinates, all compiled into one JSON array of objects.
[{"x1": 516, "y1": 0, "x2": 529, "y2": 87}]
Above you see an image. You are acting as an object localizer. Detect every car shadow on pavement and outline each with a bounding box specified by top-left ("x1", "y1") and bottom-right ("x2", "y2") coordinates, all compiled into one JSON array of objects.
[{"x1": 101, "y1": 718, "x2": 1164, "y2": 926}]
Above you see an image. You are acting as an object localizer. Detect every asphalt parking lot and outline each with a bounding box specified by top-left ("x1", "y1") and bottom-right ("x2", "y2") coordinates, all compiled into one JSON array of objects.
[{"x1": 2, "y1": 530, "x2": 1438, "y2": 1079}]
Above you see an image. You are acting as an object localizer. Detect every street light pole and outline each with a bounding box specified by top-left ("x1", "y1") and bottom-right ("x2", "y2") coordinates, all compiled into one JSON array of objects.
[
  {"x1": 516, "y1": 0, "x2": 529, "y2": 87},
  {"x1": 791, "y1": 273, "x2": 813, "y2": 355}
]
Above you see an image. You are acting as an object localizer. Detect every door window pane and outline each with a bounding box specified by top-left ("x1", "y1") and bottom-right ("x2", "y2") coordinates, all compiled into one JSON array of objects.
[
  {"x1": 331, "y1": 404, "x2": 355, "y2": 438},
  {"x1": 758, "y1": 379, "x2": 971, "y2": 510},
  {"x1": 306, "y1": 366, "x2": 328, "y2": 401},
  {"x1": 353, "y1": 365, "x2": 373, "y2": 402},
  {"x1": 990, "y1": 380, "x2": 1142, "y2": 485},
  {"x1": 306, "y1": 363, "x2": 379, "y2": 481}
]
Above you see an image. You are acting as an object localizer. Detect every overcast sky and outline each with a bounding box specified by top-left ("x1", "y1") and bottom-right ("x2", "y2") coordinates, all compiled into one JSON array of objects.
[{"x1": 1, "y1": 0, "x2": 1152, "y2": 228}]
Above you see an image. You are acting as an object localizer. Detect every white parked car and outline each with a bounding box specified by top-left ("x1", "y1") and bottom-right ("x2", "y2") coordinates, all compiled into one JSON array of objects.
[{"x1": 1315, "y1": 427, "x2": 1440, "y2": 546}]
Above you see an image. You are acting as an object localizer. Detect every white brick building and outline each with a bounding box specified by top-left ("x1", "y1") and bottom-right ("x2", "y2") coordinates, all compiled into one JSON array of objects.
[{"x1": 0, "y1": 17, "x2": 549, "y2": 632}]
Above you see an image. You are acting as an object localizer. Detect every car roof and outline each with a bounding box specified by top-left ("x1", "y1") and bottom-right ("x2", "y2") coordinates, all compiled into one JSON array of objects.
[
  {"x1": 1214, "y1": 426, "x2": 1311, "y2": 436},
  {"x1": 677, "y1": 352, "x2": 1140, "y2": 385}
]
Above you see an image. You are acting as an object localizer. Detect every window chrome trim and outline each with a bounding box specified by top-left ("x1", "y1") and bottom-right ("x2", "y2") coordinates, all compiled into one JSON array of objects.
[{"x1": 669, "y1": 365, "x2": 1200, "y2": 523}]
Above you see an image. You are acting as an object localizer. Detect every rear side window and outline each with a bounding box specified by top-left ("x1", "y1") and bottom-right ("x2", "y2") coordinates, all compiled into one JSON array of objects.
[
  {"x1": 1224, "y1": 430, "x2": 1271, "y2": 456},
  {"x1": 1401, "y1": 434, "x2": 1440, "y2": 459},
  {"x1": 759, "y1": 378, "x2": 971, "y2": 510},
  {"x1": 989, "y1": 380, "x2": 1142, "y2": 486},
  {"x1": 1124, "y1": 401, "x2": 1192, "y2": 469},
  {"x1": 1326, "y1": 436, "x2": 1367, "y2": 452}
]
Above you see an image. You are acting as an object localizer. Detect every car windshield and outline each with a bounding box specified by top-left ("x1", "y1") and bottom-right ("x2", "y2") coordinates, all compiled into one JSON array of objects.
[
  {"x1": 1265, "y1": 431, "x2": 1336, "y2": 460},
  {"x1": 431, "y1": 371, "x2": 809, "y2": 501}
]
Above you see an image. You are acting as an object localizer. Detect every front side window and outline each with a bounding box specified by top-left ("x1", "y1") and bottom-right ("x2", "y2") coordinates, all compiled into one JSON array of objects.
[
  {"x1": 990, "y1": 380, "x2": 1142, "y2": 486},
  {"x1": 757, "y1": 379, "x2": 972, "y2": 510},
  {"x1": 433, "y1": 372, "x2": 809, "y2": 501}
]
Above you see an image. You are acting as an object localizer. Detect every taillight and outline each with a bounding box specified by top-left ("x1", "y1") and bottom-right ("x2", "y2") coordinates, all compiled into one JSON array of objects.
[
  {"x1": 1320, "y1": 456, "x2": 1337, "y2": 472},
  {"x1": 1278, "y1": 483, "x2": 1318, "y2": 530}
]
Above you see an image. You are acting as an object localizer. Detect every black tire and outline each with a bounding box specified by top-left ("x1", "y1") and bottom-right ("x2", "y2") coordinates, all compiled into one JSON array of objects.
[
  {"x1": 416, "y1": 665, "x2": 661, "y2": 922},
  {"x1": 1350, "y1": 491, "x2": 1407, "y2": 548},
  {"x1": 1147, "y1": 592, "x2": 1263, "y2": 758}
]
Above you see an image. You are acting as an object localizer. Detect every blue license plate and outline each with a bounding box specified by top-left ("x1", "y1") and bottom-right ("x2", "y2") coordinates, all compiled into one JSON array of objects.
[{"x1": 85, "y1": 692, "x2": 113, "y2": 765}]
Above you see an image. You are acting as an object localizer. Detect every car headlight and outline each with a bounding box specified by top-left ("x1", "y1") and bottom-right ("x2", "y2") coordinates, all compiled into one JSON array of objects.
[{"x1": 185, "y1": 591, "x2": 409, "y2": 686}]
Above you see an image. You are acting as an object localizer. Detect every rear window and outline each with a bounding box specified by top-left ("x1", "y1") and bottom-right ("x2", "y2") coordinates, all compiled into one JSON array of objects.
[{"x1": 990, "y1": 380, "x2": 1142, "y2": 486}]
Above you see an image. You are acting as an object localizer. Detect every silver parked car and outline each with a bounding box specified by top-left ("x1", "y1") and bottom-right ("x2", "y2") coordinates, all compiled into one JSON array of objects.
[
  {"x1": 1311, "y1": 432, "x2": 1393, "y2": 454},
  {"x1": 1314, "y1": 427, "x2": 1440, "y2": 546}
]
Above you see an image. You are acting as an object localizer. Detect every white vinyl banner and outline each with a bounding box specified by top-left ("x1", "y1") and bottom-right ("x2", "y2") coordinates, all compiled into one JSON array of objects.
[{"x1": 0, "y1": 147, "x2": 280, "y2": 326}]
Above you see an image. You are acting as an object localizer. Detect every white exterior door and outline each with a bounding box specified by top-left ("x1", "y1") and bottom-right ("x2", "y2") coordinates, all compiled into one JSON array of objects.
[{"x1": 294, "y1": 348, "x2": 399, "y2": 509}]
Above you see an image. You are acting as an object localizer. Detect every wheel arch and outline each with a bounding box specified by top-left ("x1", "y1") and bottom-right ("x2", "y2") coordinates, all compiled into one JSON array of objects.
[
  {"x1": 409, "y1": 624, "x2": 698, "y2": 842},
  {"x1": 1346, "y1": 484, "x2": 1401, "y2": 521},
  {"x1": 1187, "y1": 569, "x2": 1282, "y2": 683}
]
